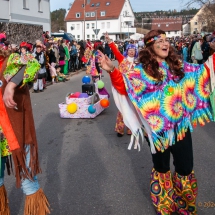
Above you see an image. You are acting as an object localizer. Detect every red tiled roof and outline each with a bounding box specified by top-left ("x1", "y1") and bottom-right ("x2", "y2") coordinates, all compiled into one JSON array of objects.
[
  {"x1": 151, "y1": 18, "x2": 182, "y2": 31},
  {"x1": 65, "y1": 0, "x2": 125, "y2": 21}
]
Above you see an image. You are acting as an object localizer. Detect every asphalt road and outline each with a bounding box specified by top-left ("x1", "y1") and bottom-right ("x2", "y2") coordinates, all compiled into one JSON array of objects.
[{"x1": 4, "y1": 66, "x2": 215, "y2": 215}]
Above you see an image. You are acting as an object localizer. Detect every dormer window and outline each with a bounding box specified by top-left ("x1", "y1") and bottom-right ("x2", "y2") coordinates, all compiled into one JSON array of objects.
[
  {"x1": 76, "y1": 13, "x2": 81, "y2": 18},
  {"x1": 101, "y1": 11, "x2": 106, "y2": 16},
  {"x1": 96, "y1": 3, "x2": 100, "y2": 6},
  {"x1": 158, "y1": 24, "x2": 160, "y2": 27},
  {"x1": 85, "y1": 12, "x2": 90, "y2": 17},
  {"x1": 91, "y1": 3, "x2": 94, "y2": 7},
  {"x1": 166, "y1": 24, "x2": 169, "y2": 27},
  {"x1": 106, "y1": 2, "x2": 110, "y2": 5}
]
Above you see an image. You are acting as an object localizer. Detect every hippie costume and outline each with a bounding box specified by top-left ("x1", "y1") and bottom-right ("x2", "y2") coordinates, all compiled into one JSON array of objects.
[
  {"x1": 108, "y1": 42, "x2": 138, "y2": 136},
  {"x1": 106, "y1": 32, "x2": 215, "y2": 214},
  {"x1": 0, "y1": 48, "x2": 50, "y2": 214}
]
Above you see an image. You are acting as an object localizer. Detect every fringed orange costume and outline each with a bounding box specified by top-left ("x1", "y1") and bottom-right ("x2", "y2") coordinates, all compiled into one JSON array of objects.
[{"x1": 0, "y1": 49, "x2": 50, "y2": 215}]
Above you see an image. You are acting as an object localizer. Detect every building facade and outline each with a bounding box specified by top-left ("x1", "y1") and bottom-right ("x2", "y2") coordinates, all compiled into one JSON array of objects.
[
  {"x1": 0, "y1": 0, "x2": 51, "y2": 32},
  {"x1": 65, "y1": 0, "x2": 136, "y2": 41},
  {"x1": 189, "y1": 7, "x2": 207, "y2": 34},
  {"x1": 151, "y1": 18, "x2": 182, "y2": 37}
]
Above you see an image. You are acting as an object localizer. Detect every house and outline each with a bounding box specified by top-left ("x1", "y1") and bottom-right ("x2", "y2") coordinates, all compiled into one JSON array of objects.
[
  {"x1": 151, "y1": 18, "x2": 182, "y2": 37},
  {"x1": 65, "y1": 0, "x2": 136, "y2": 41},
  {"x1": 0, "y1": 0, "x2": 51, "y2": 32},
  {"x1": 188, "y1": 6, "x2": 207, "y2": 34}
]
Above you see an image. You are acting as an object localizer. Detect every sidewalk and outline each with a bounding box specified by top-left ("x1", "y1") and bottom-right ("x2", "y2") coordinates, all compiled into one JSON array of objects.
[{"x1": 30, "y1": 68, "x2": 86, "y2": 92}]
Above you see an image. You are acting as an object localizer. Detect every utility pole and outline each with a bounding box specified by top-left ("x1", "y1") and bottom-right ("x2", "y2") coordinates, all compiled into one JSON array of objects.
[
  {"x1": 96, "y1": 9, "x2": 98, "y2": 39},
  {"x1": 128, "y1": 22, "x2": 130, "y2": 39},
  {"x1": 83, "y1": 0, "x2": 85, "y2": 40}
]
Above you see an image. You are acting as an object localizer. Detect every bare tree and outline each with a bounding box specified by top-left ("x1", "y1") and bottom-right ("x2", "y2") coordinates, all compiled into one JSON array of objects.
[{"x1": 183, "y1": 0, "x2": 215, "y2": 32}]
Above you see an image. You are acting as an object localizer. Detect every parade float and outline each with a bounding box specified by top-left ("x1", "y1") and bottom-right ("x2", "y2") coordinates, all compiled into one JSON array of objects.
[{"x1": 58, "y1": 76, "x2": 109, "y2": 119}]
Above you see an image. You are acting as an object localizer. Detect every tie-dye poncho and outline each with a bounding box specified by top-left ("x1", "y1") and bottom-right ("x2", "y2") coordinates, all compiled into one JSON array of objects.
[{"x1": 118, "y1": 59, "x2": 213, "y2": 153}]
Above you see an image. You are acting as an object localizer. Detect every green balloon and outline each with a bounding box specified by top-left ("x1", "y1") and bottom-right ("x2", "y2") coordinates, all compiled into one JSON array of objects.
[{"x1": 97, "y1": 80, "x2": 105, "y2": 89}]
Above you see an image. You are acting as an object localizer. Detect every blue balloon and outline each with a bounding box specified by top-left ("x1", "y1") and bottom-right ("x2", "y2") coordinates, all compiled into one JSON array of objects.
[
  {"x1": 82, "y1": 76, "x2": 91, "y2": 84},
  {"x1": 88, "y1": 104, "x2": 96, "y2": 114}
]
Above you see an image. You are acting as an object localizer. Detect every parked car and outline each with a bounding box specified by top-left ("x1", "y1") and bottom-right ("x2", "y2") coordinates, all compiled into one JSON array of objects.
[{"x1": 51, "y1": 32, "x2": 75, "y2": 42}]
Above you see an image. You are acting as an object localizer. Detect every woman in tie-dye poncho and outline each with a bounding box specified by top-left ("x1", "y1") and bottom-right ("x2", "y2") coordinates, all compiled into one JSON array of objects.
[{"x1": 98, "y1": 29, "x2": 215, "y2": 215}]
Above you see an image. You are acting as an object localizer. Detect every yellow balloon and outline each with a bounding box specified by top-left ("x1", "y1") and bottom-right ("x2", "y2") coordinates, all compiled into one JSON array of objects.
[{"x1": 67, "y1": 103, "x2": 78, "y2": 114}]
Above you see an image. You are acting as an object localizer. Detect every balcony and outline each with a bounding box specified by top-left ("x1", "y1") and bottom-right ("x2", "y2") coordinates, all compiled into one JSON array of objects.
[
  {"x1": 122, "y1": 16, "x2": 133, "y2": 23},
  {"x1": 121, "y1": 27, "x2": 136, "y2": 34}
]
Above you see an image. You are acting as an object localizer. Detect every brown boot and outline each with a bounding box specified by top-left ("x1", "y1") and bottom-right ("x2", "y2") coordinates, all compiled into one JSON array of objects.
[
  {"x1": 24, "y1": 188, "x2": 50, "y2": 215},
  {"x1": 0, "y1": 185, "x2": 10, "y2": 215}
]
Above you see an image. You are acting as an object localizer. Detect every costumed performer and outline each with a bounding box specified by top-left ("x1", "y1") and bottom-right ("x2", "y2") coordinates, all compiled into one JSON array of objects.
[
  {"x1": 105, "y1": 32, "x2": 139, "y2": 137},
  {"x1": 86, "y1": 41, "x2": 110, "y2": 98},
  {"x1": 98, "y1": 29, "x2": 215, "y2": 214},
  {"x1": 0, "y1": 45, "x2": 50, "y2": 214}
]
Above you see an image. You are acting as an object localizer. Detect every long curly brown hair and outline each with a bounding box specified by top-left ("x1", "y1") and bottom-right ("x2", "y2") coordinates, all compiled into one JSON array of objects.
[{"x1": 139, "y1": 29, "x2": 184, "y2": 82}]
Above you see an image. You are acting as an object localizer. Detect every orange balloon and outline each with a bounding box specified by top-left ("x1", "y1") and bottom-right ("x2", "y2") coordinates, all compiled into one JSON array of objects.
[{"x1": 100, "y1": 99, "x2": 109, "y2": 108}]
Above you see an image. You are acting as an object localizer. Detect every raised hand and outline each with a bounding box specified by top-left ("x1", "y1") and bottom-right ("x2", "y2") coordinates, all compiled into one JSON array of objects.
[
  {"x1": 104, "y1": 32, "x2": 111, "y2": 43},
  {"x1": 97, "y1": 50, "x2": 115, "y2": 72}
]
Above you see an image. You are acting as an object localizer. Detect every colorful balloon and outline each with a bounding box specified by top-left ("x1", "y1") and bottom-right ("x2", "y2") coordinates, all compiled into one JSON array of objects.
[
  {"x1": 100, "y1": 99, "x2": 109, "y2": 108},
  {"x1": 88, "y1": 104, "x2": 96, "y2": 114},
  {"x1": 82, "y1": 76, "x2": 91, "y2": 84},
  {"x1": 67, "y1": 103, "x2": 78, "y2": 114},
  {"x1": 79, "y1": 93, "x2": 89, "y2": 98},
  {"x1": 97, "y1": 80, "x2": 105, "y2": 89}
]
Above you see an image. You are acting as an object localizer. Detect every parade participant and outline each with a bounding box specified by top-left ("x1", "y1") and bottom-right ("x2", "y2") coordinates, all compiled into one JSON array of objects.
[
  {"x1": 98, "y1": 29, "x2": 215, "y2": 215},
  {"x1": 62, "y1": 40, "x2": 70, "y2": 75},
  {"x1": 0, "y1": 45, "x2": 50, "y2": 214},
  {"x1": 104, "y1": 32, "x2": 138, "y2": 137},
  {"x1": 33, "y1": 43, "x2": 47, "y2": 92}
]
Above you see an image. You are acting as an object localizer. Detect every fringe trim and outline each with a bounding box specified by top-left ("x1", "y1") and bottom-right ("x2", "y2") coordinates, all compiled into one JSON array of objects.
[
  {"x1": 0, "y1": 185, "x2": 10, "y2": 215},
  {"x1": 24, "y1": 188, "x2": 50, "y2": 215}
]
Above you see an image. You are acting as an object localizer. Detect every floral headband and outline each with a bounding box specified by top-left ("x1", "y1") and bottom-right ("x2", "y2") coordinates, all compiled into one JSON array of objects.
[{"x1": 146, "y1": 34, "x2": 166, "y2": 45}]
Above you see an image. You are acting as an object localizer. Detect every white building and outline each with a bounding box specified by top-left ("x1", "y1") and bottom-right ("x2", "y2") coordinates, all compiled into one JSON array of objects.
[
  {"x1": 151, "y1": 18, "x2": 182, "y2": 38},
  {"x1": 0, "y1": 0, "x2": 51, "y2": 32},
  {"x1": 65, "y1": 0, "x2": 136, "y2": 41}
]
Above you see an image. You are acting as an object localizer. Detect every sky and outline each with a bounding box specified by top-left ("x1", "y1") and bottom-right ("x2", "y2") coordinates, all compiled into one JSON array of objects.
[{"x1": 50, "y1": 0, "x2": 200, "y2": 12}]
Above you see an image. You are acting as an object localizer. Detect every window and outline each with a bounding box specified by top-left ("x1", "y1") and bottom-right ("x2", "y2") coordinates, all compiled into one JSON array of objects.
[
  {"x1": 106, "y1": 2, "x2": 110, "y2": 5},
  {"x1": 92, "y1": 35, "x2": 95, "y2": 39},
  {"x1": 91, "y1": 12, "x2": 95, "y2": 17},
  {"x1": 87, "y1": 35, "x2": 90, "y2": 39},
  {"x1": 158, "y1": 24, "x2": 160, "y2": 27},
  {"x1": 101, "y1": 22, "x2": 105, "y2": 29},
  {"x1": 77, "y1": 24, "x2": 80, "y2": 30},
  {"x1": 166, "y1": 24, "x2": 169, "y2": 27},
  {"x1": 175, "y1": 31, "x2": 177, "y2": 34},
  {"x1": 86, "y1": 12, "x2": 90, "y2": 17},
  {"x1": 23, "y1": 0, "x2": 29, "y2": 9},
  {"x1": 71, "y1": 24, "x2": 75, "y2": 30},
  {"x1": 86, "y1": 23, "x2": 89, "y2": 29},
  {"x1": 76, "y1": 13, "x2": 80, "y2": 18},
  {"x1": 91, "y1": 23, "x2": 95, "y2": 28},
  {"x1": 101, "y1": 11, "x2": 106, "y2": 16},
  {"x1": 77, "y1": 35, "x2": 80, "y2": 39},
  {"x1": 168, "y1": 31, "x2": 170, "y2": 34},
  {"x1": 96, "y1": 3, "x2": 100, "y2": 6},
  {"x1": 107, "y1": 22, "x2": 110, "y2": 28},
  {"x1": 38, "y1": 0, "x2": 42, "y2": 12},
  {"x1": 91, "y1": 3, "x2": 95, "y2": 7},
  {"x1": 194, "y1": 28, "x2": 197, "y2": 31},
  {"x1": 195, "y1": 22, "x2": 197, "y2": 25}
]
